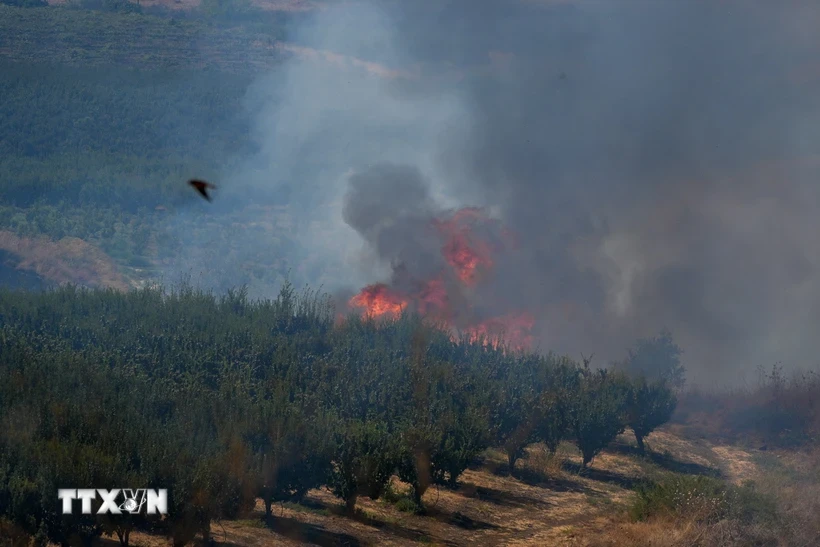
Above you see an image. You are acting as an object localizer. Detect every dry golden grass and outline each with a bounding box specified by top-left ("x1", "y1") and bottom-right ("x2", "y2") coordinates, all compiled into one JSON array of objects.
[{"x1": 0, "y1": 230, "x2": 130, "y2": 291}]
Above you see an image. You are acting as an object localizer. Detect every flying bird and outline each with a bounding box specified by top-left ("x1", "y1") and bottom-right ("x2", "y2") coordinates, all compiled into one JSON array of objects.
[{"x1": 188, "y1": 179, "x2": 216, "y2": 202}]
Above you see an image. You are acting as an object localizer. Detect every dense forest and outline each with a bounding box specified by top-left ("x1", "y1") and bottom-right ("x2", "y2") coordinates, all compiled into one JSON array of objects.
[{"x1": 0, "y1": 282, "x2": 680, "y2": 545}]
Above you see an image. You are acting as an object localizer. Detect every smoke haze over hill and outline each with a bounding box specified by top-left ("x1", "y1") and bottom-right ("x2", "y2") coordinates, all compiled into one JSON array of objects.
[{"x1": 173, "y1": 0, "x2": 820, "y2": 384}]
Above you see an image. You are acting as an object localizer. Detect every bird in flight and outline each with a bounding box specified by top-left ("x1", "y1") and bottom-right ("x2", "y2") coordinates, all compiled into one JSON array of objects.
[{"x1": 188, "y1": 179, "x2": 216, "y2": 202}]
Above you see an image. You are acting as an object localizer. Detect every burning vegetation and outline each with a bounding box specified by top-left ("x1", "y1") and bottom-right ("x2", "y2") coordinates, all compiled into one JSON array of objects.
[{"x1": 345, "y1": 205, "x2": 535, "y2": 351}]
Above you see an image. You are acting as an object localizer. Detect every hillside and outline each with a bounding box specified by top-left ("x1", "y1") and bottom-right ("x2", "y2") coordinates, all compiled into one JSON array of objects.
[
  {"x1": 0, "y1": 3, "x2": 409, "y2": 294},
  {"x1": 0, "y1": 3, "x2": 286, "y2": 290},
  {"x1": 0, "y1": 6, "x2": 289, "y2": 72},
  {"x1": 2, "y1": 284, "x2": 818, "y2": 546},
  {"x1": 2, "y1": 3, "x2": 820, "y2": 545}
]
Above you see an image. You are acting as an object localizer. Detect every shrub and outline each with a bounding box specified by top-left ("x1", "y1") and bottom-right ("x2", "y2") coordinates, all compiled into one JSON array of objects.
[
  {"x1": 630, "y1": 473, "x2": 779, "y2": 527},
  {"x1": 626, "y1": 377, "x2": 677, "y2": 454}
]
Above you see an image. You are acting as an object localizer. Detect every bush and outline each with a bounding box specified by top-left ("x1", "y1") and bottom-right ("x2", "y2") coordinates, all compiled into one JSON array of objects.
[
  {"x1": 626, "y1": 377, "x2": 677, "y2": 454},
  {"x1": 630, "y1": 473, "x2": 779, "y2": 527}
]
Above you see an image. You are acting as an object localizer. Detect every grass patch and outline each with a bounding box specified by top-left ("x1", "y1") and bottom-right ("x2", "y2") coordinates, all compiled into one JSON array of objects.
[
  {"x1": 234, "y1": 518, "x2": 266, "y2": 528},
  {"x1": 523, "y1": 443, "x2": 568, "y2": 479},
  {"x1": 282, "y1": 501, "x2": 330, "y2": 516},
  {"x1": 629, "y1": 472, "x2": 778, "y2": 526},
  {"x1": 382, "y1": 481, "x2": 423, "y2": 514}
]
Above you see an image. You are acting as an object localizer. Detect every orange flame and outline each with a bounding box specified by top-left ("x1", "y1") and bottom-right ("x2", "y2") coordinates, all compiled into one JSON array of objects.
[
  {"x1": 433, "y1": 207, "x2": 496, "y2": 285},
  {"x1": 347, "y1": 207, "x2": 535, "y2": 352},
  {"x1": 348, "y1": 283, "x2": 408, "y2": 318}
]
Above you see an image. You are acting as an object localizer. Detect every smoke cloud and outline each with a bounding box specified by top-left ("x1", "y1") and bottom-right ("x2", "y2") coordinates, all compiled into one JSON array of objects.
[{"x1": 171, "y1": 0, "x2": 820, "y2": 385}]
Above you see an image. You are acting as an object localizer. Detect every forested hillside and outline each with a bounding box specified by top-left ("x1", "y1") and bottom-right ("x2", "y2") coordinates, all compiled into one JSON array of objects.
[
  {"x1": 0, "y1": 3, "x2": 301, "y2": 290},
  {"x1": 0, "y1": 282, "x2": 680, "y2": 545}
]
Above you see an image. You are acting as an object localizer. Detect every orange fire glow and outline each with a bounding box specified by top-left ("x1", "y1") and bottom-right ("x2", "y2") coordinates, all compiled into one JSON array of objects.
[
  {"x1": 433, "y1": 207, "x2": 497, "y2": 285},
  {"x1": 346, "y1": 207, "x2": 535, "y2": 352},
  {"x1": 348, "y1": 283, "x2": 408, "y2": 318}
]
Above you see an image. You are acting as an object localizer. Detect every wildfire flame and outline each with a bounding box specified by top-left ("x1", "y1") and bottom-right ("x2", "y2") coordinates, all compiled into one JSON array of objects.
[
  {"x1": 433, "y1": 207, "x2": 496, "y2": 286},
  {"x1": 347, "y1": 207, "x2": 535, "y2": 352},
  {"x1": 348, "y1": 283, "x2": 407, "y2": 318}
]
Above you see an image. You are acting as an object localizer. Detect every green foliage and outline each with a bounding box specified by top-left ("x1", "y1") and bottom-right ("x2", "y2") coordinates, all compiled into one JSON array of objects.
[
  {"x1": 0, "y1": 282, "x2": 679, "y2": 541},
  {"x1": 394, "y1": 496, "x2": 421, "y2": 514},
  {"x1": 251, "y1": 402, "x2": 334, "y2": 514},
  {"x1": 330, "y1": 419, "x2": 399, "y2": 513},
  {"x1": 430, "y1": 405, "x2": 488, "y2": 488},
  {"x1": 534, "y1": 359, "x2": 582, "y2": 454},
  {"x1": 630, "y1": 473, "x2": 779, "y2": 527},
  {"x1": 626, "y1": 377, "x2": 677, "y2": 454},
  {"x1": 0, "y1": 61, "x2": 253, "y2": 207},
  {"x1": 571, "y1": 368, "x2": 631, "y2": 467},
  {"x1": 489, "y1": 355, "x2": 544, "y2": 472}
]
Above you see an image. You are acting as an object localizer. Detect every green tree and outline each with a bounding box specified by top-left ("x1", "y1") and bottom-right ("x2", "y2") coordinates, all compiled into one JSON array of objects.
[
  {"x1": 329, "y1": 420, "x2": 398, "y2": 514},
  {"x1": 626, "y1": 377, "x2": 677, "y2": 454},
  {"x1": 571, "y1": 369, "x2": 631, "y2": 468}
]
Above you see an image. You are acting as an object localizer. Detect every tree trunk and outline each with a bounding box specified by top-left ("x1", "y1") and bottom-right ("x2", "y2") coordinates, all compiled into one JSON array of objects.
[
  {"x1": 116, "y1": 527, "x2": 130, "y2": 547},
  {"x1": 412, "y1": 482, "x2": 426, "y2": 507},
  {"x1": 201, "y1": 521, "x2": 212, "y2": 545},
  {"x1": 264, "y1": 498, "x2": 272, "y2": 518},
  {"x1": 345, "y1": 494, "x2": 357, "y2": 515},
  {"x1": 635, "y1": 432, "x2": 645, "y2": 455},
  {"x1": 507, "y1": 450, "x2": 518, "y2": 473}
]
